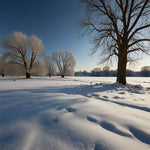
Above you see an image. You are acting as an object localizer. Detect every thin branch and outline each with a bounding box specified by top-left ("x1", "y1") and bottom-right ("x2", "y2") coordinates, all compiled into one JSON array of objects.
[
  {"x1": 128, "y1": 24, "x2": 150, "y2": 41},
  {"x1": 129, "y1": 39, "x2": 150, "y2": 47},
  {"x1": 128, "y1": 0, "x2": 149, "y2": 33}
]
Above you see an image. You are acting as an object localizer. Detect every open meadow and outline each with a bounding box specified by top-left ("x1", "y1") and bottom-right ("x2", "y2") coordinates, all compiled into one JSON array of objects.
[{"x1": 0, "y1": 76, "x2": 150, "y2": 150}]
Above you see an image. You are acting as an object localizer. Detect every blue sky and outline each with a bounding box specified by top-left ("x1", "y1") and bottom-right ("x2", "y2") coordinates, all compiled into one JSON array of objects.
[{"x1": 0, "y1": 0, "x2": 149, "y2": 71}]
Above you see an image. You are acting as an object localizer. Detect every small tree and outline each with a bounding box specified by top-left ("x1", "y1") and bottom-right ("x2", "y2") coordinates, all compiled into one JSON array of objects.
[
  {"x1": 0, "y1": 52, "x2": 10, "y2": 77},
  {"x1": 1, "y1": 31, "x2": 44, "y2": 78},
  {"x1": 141, "y1": 66, "x2": 150, "y2": 77},
  {"x1": 44, "y1": 55, "x2": 56, "y2": 77},
  {"x1": 52, "y1": 50, "x2": 76, "y2": 78},
  {"x1": 0, "y1": 56, "x2": 6, "y2": 77}
]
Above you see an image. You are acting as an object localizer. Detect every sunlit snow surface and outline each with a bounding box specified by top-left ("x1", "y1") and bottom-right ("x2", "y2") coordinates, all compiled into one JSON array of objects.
[{"x1": 0, "y1": 76, "x2": 150, "y2": 150}]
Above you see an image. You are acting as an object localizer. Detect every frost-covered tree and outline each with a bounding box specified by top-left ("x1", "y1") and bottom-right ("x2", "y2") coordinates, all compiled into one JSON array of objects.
[
  {"x1": 44, "y1": 55, "x2": 56, "y2": 77},
  {"x1": 0, "y1": 52, "x2": 22, "y2": 77},
  {"x1": 81, "y1": 0, "x2": 150, "y2": 85},
  {"x1": 52, "y1": 50, "x2": 76, "y2": 78},
  {"x1": 6, "y1": 63, "x2": 25, "y2": 76},
  {"x1": 1, "y1": 31, "x2": 44, "y2": 78},
  {"x1": 0, "y1": 52, "x2": 9, "y2": 77}
]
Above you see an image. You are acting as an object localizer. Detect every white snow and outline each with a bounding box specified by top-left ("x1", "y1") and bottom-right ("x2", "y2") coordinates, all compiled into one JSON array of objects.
[{"x1": 0, "y1": 76, "x2": 150, "y2": 150}]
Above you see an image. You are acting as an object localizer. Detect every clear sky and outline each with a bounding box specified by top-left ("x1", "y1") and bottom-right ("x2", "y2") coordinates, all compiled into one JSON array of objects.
[{"x1": 0, "y1": 0, "x2": 149, "y2": 72}]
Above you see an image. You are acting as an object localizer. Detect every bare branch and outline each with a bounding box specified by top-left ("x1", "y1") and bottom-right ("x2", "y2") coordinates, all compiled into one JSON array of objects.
[
  {"x1": 128, "y1": 0, "x2": 149, "y2": 33},
  {"x1": 128, "y1": 24, "x2": 150, "y2": 41},
  {"x1": 129, "y1": 39, "x2": 150, "y2": 47}
]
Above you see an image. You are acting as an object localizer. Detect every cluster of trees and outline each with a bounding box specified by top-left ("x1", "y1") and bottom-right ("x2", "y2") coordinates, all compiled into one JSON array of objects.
[
  {"x1": 0, "y1": 31, "x2": 76, "y2": 78},
  {"x1": 1, "y1": 0, "x2": 150, "y2": 85},
  {"x1": 75, "y1": 66, "x2": 150, "y2": 77}
]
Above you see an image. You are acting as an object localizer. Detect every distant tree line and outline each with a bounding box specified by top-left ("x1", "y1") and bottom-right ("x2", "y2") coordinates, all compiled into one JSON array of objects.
[
  {"x1": 75, "y1": 66, "x2": 150, "y2": 77},
  {"x1": 0, "y1": 31, "x2": 76, "y2": 78}
]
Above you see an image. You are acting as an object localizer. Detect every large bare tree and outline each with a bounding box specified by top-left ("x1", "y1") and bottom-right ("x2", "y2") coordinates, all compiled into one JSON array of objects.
[
  {"x1": 52, "y1": 50, "x2": 76, "y2": 78},
  {"x1": 81, "y1": 0, "x2": 150, "y2": 84},
  {"x1": 1, "y1": 31, "x2": 44, "y2": 78}
]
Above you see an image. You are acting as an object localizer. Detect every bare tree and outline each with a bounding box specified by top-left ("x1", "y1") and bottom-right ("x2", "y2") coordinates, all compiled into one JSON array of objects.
[
  {"x1": 1, "y1": 31, "x2": 44, "y2": 78},
  {"x1": 52, "y1": 50, "x2": 76, "y2": 78},
  {"x1": 44, "y1": 55, "x2": 56, "y2": 77},
  {"x1": 81, "y1": 0, "x2": 150, "y2": 84},
  {"x1": 0, "y1": 52, "x2": 9, "y2": 77}
]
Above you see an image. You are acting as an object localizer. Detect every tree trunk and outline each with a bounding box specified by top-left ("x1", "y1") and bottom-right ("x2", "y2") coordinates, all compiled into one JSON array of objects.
[
  {"x1": 61, "y1": 74, "x2": 64, "y2": 78},
  {"x1": 117, "y1": 52, "x2": 127, "y2": 85},
  {"x1": 26, "y1": 72, "x2": 31, "y2": 79},
  {"x1": 2, "y1": 73, "x2": 5, "y2": 77}
]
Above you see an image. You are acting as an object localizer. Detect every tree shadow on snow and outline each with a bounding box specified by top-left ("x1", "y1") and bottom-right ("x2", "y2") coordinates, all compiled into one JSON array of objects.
[
  {"x1": 57, "y1": 83, "x2": 150, "y2": 113},
  {"x1": 0, "y1": 83, "x2": 150, "y2": 148},
  {"x1": 0, "y1": 87, "x2": 84, "y2": 126},
  {"x1": 0, "y1": 82, "x2": 149, "y2": 127}
]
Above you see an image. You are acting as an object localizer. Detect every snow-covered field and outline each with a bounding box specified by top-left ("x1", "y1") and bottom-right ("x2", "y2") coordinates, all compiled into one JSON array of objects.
[{"x1": 0, "y1": 76, "x2": 150, "y2": 150}]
